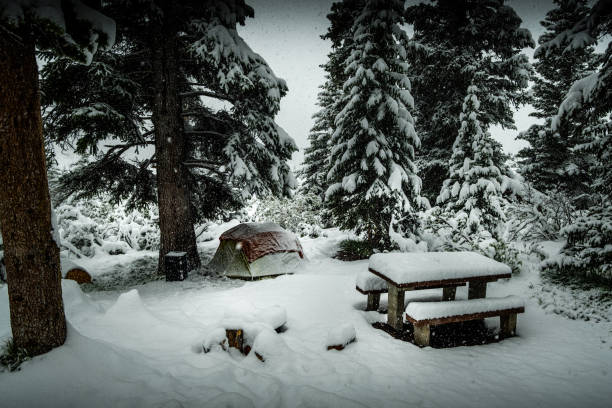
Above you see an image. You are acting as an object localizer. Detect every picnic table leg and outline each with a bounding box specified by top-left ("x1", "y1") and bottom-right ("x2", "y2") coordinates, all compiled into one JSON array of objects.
[
  {"x1": 442, "y1": 286, "x2": 457, "y2": 301},
  {"x1": 387, "y1": 284, "x2": 405, "y2": 332},
  {"x1": 499, "y1": 313, "x2": 517, "y2": 339},
  {"x1": 413, "y1": 324, "x2": 431, "y2": 347},
  {"x1": 366, "y1": 293, "x2": 381, "y2": 311},
  {"x1": 468, "y1": 281, "x2": 487, "y2": 299}
]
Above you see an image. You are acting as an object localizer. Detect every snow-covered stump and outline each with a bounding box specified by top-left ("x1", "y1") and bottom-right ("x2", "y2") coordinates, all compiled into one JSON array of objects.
[
  {"x1": 468, "y1": 281, "x2": 487, "y2": 299},
  {"x1": 388, "y1": 285, "x2": 407, "y2": 332},
  {"x1": 165, "y1": 251, "x2": 188, "y2": 281},
  {"x1": 225, "y1": 329, "x2": 244, "y2": 352},
  {"x1": 442, "y1": 287, "x2": 456, "y2": 301},
  {"x1": 500, "y1": 314, "x2": 518, "y2": 339},
  {"x1": 326, "y1": 324, "x2": 356, "y2": 351}
]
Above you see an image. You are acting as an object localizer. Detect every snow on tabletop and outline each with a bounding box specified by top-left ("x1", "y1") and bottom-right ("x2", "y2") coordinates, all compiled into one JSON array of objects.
[
  {"x1": 356, "y1": 270, "x2": 387, "y2": 292},
  {"x1": 326, "y1": 323, "x2": 356, "y2": 348},
  {"x1": 405, "y1": 296, "x2": 524, "y2": 322},
  {"x1": 368, "y1": 251, "x2": 511, "y2": 285}
]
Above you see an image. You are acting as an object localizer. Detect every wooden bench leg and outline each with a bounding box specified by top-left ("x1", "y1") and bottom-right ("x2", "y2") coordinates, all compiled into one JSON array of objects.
[
  {"x1": 387, "y1": 284, "x2": 406, "y2": 332},
  {"x1": 468, "y1": 281, "x2": 487, "y2": 299},
  {"x1": 499, "y1": 313, "x2": 517, "y2": 339},
  {"x1": 442, "y1": 286, "x2": 457, "y2": 301},
  {"x1": 413, "y1": 324, "x2": 431, "y2": 347},
  {"x1": 366, "y1": 293, "x2": 381, "y2": 311}
]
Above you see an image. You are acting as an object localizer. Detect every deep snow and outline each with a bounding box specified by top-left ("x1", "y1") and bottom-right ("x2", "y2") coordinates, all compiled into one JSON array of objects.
[{"x1": 0, "y1": 228, "x2": 611, "y2": 408}]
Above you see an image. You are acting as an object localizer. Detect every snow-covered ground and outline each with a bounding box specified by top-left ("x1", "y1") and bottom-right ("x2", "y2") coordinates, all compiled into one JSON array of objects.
[{"x1": 1, "y1": 228, "x2": 611, "y2": 407}]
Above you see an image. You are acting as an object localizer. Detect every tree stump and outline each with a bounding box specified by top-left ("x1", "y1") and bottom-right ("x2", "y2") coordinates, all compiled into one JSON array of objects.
[{"x1": 64, "y1": 268, "x2": 92, "y2": 284}]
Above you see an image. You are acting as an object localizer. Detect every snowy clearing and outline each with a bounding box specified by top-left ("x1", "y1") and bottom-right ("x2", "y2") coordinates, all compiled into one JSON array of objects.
[{"x1": 0, "y1": 228, "x2": 611, "y2": 408}]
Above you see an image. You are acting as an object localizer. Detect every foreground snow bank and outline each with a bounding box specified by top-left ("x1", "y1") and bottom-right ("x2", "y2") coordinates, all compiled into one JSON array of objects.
[{"x1": 1, "y1": 233, "x2": 611, "y2": 407}]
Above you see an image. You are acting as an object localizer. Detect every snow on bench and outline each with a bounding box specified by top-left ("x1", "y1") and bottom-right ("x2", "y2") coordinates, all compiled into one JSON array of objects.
[
  {"x1": 405, "y1": 296, "x2": 525, "y2": 347},
  {"x1": 355, "y1": 271, "x2": 388, "y2": 311},
  {"x1": 405, "y1": 296, "x2": 525, "y2": 322},
  {"x1": 368, "y1": 251, "x2": 512, "y2": 287},
  {"x1": 356, "y1": 270, "x2": 388, "y2": 293}
]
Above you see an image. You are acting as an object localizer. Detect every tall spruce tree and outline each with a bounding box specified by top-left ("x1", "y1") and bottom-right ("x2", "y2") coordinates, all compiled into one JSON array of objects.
[
  {"x1": 300, "y1": 0, "x2": 361, "y2": 198},
  {"x1": 437, "y1": 86, "x2": 508, "y2": 240},
  {"x1": 325, "y1": 0, "x2": 425, "y2": 247},
  {"x1": 517, "y1": 0, "x2": 599, "y2": 198},
  {"x1": 405, "y1": 0, "x2": 533, "y2": 203},
  {"x1": 539, "y1": 0, "x2": 612, "y2": 282},
  {"x1": 41, "y1": 1, "x2": 296, "y2": 274},
  {"x1": 0, "y1": 0, "x2": 114, "y2": 356}
]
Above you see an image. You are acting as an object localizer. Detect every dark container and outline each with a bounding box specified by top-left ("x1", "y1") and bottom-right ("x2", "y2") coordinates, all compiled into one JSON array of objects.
[{"x1": 165, "y1": 251, "x2": 188, "y2": 281}]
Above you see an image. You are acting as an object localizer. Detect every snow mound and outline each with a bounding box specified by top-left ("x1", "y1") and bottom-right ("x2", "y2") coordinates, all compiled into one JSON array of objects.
[
  {"x1": 60, "y1": 258, "x2": 89, "y2": 278},
  {"x1": 326, "y1": 323, "x2": 356, "y2": 349},
  {"x1": 102, "y1": 289, "x2": 159, "y2": 326},
  {"x1": 194, "y1": 327, "x2": 228, "y2": 354},
  {"x1": 252, "y1": 305, "x2": 287, "y2": 330},
  {"x1": 61, "y1": 279, "x2": 101, "y2": 319},
  {"x1": 220, "y1": 305, "x2": 287, "y2": 332},
  {"x1": 250, "y1": 327, "x2": 290, "y2": 362}
]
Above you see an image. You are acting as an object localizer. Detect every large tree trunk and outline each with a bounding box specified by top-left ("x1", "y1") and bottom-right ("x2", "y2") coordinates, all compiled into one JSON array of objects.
[
  {"x1": 0, "y1": 36, "x2": 67, "y2": 355},
  {"x1": 151, "y1": 15, "x2": 200, "y2": 274}
]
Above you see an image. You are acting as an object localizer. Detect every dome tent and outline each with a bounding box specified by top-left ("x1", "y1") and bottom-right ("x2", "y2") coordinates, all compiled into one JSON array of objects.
[{"x1": 208, "y1": 222, "x2": 304, "y2": 279}]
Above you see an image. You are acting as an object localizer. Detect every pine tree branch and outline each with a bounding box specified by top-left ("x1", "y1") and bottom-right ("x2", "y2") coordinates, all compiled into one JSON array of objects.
[
  {"x1": 103, "y1": 141, "x2": 154, "y2": 150},
  {"x1": 183, "y1": 160, "x2": 227, "y2": 177},
  {"x1": 99, "y1": 141, "x2": 153, "y2": 164},
  {"x1": 0, "y1": 24, "x2": 24, "y2": 47},
  {"x1": 180, "y1": 90, "x2": 235, "y2": 103},
  {"x1": 184, "y1": 130, "x2": 231, "y2": 138}
]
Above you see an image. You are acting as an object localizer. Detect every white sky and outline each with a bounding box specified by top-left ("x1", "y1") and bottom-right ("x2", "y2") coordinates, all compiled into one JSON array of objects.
[{"x1": 238, "y1": 0, "x2": 558, "y2": 169}]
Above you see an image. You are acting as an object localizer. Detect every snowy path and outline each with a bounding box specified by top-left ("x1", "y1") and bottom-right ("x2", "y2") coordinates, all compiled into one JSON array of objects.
[{"x1": 1, "y1": 236, "x2": 611, "y2": 407}]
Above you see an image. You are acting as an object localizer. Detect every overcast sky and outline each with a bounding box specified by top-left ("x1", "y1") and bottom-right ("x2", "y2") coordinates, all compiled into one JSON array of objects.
[{"x1": 238, "y1": 0, "x2": 558, "y2": 168}]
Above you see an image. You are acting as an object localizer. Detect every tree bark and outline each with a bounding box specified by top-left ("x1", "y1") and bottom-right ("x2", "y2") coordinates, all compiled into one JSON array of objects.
[
  {"x1": 0, "y1": 35, "x2": 67, "y2": 355},
  {"x1": 151, "y1": 12, "x2": 200, "y2": 274}
]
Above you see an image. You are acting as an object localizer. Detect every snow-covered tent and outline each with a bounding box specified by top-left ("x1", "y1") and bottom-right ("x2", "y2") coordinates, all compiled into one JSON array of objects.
[{"x1": 208, "y1": 223, "x2": 304, "y2": 279}]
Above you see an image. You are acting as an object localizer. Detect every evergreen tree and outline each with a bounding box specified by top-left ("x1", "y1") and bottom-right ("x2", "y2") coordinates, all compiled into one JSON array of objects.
[
  {"x1": 0, "y1": 0, "x2": 114, "y2": 356},
  {"x1": 437, "y1": 86, "x2": 508, "y2": 239},
  {"x1": 405, "y1": 0, "x2": 533, "y2": 203},
  {"x1": 539, "y1": 0, "x2": 612, "y2": 282},
  {"x1": 41, "y1": 1, "x2": 296, "y2": 273},
  {"x1": 325, "y1": 0, "x2": 425, "y2": 247},
  {"x1": 517, "y1": 0, "x2": 599, "y2": 198},
  {"x1": 300, "y1": 0, "x2": 361, "y2": 199}
]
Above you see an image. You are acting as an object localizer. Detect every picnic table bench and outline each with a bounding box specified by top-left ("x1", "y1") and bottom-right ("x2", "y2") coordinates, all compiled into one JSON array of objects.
[
  {"x1": 405, "y1": 296, "x2": 525, "y2": 346},
  {"x1": 366, "y1": 252, "x2": 513, "y2": 332}
]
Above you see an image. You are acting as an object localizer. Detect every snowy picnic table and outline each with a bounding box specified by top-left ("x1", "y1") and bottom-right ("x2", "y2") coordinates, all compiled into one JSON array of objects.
[{"x1": 367, "y1": 252, "x2": 512, "y2": 331}]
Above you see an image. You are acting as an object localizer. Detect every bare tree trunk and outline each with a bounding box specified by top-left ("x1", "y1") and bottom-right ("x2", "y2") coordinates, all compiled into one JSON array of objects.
[
  {"x1": 151, "y1": 14, "x2": 200, "y2": 274},
  {"x1": 0, "y1": 36, "x2": 66, "y2": 355}
]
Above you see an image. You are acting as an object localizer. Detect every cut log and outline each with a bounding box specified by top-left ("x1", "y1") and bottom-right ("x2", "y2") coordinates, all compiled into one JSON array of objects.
[{"x1": 64, "y1": 268, "x2": 92, "y2": 284}]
